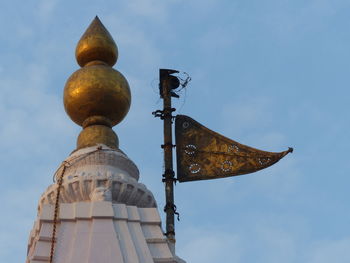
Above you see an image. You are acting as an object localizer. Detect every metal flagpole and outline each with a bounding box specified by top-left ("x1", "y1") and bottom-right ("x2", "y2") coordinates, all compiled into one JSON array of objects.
[{"x1": 153, "y1": 69, "x2": 180, "y2": 253}]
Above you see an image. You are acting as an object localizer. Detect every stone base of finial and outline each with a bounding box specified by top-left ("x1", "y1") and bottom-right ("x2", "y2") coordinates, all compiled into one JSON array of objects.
[
  {"x1": 38, "y1": 145, "x2": 157, "y2": 213},
  {"x1": 27, "y1": 202, "x2": 186, "y2": 263}
]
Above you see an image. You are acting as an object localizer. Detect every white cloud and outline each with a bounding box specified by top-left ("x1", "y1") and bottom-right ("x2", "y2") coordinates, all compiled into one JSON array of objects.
[
  {"x1": 307, "y1": 238, "x2": 350, "y2": 263},
  {"x1": 16, "y1": 26, "x2": 34, "y2": 39},
  {"x1": 37, "y1": 0, "x2": 58, "y2": 21},
  {"x1": 253, "y1": 224, "x2": 297, "y2": 263},
  {"x1": 178, "y1": 228, "x2": 242, "y2": 263},
  {"x1": 125, "y1": 0, "x2": 169, "y2": 21},
  {"x1": 197, "y1": 25, "x2": 237, "y2": 52},
  {"x1": 220, "y1": 96, "x2": 273, "y2": 134},
  {"x1": 0, "y1": 62, "x2": 75, "y2": 158},
  {"x1": 104, "y1": 17, "x2": 163, "y2": 70},
  {"x1": 261, "y1": 0, "x2": 345, "y2": 39}
]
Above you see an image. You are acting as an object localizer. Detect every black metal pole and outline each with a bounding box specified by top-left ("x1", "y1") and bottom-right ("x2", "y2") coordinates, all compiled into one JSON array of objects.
[{"x1": 159, "y1": 69, "x2": 178, "y2": 252}]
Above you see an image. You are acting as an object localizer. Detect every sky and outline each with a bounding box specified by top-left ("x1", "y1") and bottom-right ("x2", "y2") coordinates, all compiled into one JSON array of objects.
[{"x1": 1, "y1": 0, "x2": 350, "y2": 262}]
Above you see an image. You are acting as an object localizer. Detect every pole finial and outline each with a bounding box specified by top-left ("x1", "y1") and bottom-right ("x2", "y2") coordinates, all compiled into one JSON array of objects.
[{"x1": 64, "y1": 17, "x2": 131, "y2": 149}]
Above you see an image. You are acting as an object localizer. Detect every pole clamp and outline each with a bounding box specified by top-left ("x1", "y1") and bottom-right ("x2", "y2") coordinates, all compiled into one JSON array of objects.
[
  {"x1": 162, "y1": 169, "x2": 175, "y2": 178},
  {"x1": 164, "y1": 202, "x2": 180, "y2": 221},
  {"x1": 152, "y1": 108, "x2": 176, "y2": 120},
  {"x1": 163, "y1": 107, "x2": 176, "y2": 115},
  {"x1": 161, "y1": 143, "x2": 176, "y2": 149},
  {"x1": 152, "y1": 110, "x2": 164, "y2": 119},
  {"x1": 162, "y1": 169, "x2": 177, "y2": 184}
]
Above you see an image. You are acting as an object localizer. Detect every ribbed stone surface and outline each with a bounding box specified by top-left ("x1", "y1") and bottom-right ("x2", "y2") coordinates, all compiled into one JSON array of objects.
[{"x1": 27, "y1": 202, "x2": 185, "y2": 263}]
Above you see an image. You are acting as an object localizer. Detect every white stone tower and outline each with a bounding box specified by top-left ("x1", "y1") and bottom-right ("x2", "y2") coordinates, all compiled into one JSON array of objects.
[{"x1": 26, "y1": 17, "x2": 185, "y2": 263}]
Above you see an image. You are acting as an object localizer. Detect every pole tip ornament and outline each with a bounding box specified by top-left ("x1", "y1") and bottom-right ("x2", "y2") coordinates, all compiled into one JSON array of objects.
[
  {"x1": 63, "y1": 17, "x2": 131, "y2": 149},
  {"x1": 75, "y1": 16, "x2": 118, "y2": 67}
]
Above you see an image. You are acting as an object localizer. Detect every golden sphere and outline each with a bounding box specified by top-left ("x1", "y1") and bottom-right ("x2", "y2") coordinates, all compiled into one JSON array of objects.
[{"x1": 64, "y1": 64, "x2": 131, "y2": 126}]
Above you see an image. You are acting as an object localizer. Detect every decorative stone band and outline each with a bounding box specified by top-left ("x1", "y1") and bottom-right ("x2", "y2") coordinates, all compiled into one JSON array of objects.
[
  {"x1": 39, "y1": 172, "x2": 157, "y2": 211},
  {"x1": 39, "y1": 145, "x2": 157, "y2": 211}
]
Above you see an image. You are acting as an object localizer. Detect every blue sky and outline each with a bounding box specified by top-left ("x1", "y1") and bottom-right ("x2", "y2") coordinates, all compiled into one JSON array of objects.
[{"x1": 1, "y1": 0, "x2": 350, "y2": 262}]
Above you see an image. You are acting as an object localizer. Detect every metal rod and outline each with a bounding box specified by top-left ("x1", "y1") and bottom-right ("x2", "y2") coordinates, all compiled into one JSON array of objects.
[
  {"x1": 160, "y1": 69, "x2": 176, "y2": 252},
  {"x1": 163, "y1": 81, "x2": 175, "y2": 239}
]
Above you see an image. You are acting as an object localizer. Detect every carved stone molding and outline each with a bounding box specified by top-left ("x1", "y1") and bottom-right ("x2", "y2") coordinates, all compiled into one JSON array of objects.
[{"x1": 39, "y1": 145, "x2": 157, "y2": 212}]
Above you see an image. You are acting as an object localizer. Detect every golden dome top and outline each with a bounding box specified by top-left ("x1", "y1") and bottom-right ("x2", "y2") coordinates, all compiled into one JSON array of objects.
[
  {"x1": 64, "y1": 17, "x2": 131, "y2": 150},
  {"x1": 76, "y1": 16, "x2": 118, "y2": 67}
]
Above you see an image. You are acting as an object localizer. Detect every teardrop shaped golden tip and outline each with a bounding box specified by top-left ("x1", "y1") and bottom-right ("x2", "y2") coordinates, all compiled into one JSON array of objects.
[{"x1": 75, "y1": 16, "x2": 118, "y2": 67}]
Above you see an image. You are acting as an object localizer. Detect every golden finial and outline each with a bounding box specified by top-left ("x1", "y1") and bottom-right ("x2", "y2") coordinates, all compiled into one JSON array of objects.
[
  {"x1": 64, "y1": 17, "x2": 131, "y2": 149},
  {"x1": 76, "y1": 16, "x2": 118, "y2": 67}
]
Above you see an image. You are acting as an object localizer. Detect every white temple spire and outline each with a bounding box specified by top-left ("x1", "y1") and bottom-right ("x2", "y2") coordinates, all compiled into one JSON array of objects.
[{"x1": 26, "y1": 17, "x2": 185, "y2": 263}]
